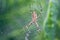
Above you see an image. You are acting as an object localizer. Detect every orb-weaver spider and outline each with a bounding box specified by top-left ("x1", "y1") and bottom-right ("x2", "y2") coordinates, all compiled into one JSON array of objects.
[{"x1": 25, "y1": 11, "x2": 41, "y2": 32}]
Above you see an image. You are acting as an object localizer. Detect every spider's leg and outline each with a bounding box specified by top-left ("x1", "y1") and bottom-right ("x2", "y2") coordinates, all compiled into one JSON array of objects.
[
  {"x1": 35, "y1": 22, "x2": 41, "y2": 32},
  {"x1": 35, "y1": 22, "x2": 39, "y2": 27},
  {"x1": 25, "y1": 21, "x2": 33, "y2": 34},
  {"x1": 26, "y1": 21, "x2": 33, "y2": 30}
]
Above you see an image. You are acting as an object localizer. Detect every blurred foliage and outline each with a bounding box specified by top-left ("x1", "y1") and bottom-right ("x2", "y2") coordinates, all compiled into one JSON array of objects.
[{"x1": 0, "y1": 0, "x2": 60, "y2": 40}]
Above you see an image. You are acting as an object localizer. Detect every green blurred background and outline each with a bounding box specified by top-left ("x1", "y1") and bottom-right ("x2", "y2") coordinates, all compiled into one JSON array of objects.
[{"x1": 0, "y1": 0, "x2": 60, "y2": 40}]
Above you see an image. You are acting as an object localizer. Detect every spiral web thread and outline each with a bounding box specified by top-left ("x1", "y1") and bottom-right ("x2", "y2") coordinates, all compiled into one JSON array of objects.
[{"x1": 23, "y1": 0, "x2": 44, "y2": 40}]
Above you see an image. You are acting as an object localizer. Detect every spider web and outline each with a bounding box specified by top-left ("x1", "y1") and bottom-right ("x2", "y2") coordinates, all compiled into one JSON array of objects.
[
  {"x1": 23, "y1": 1, "x2": 46, "y2": 32},
  {"x1": 22, "y1": 0, "x2": 47, "y2": 40}
]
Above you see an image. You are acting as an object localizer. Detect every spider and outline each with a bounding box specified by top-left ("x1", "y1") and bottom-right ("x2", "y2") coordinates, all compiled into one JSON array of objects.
[{"x1": 25, "y1": 11, "x2": 41, "y2": 32}]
